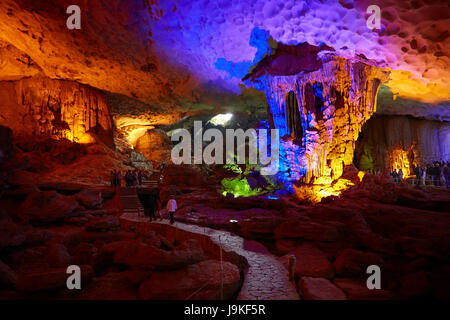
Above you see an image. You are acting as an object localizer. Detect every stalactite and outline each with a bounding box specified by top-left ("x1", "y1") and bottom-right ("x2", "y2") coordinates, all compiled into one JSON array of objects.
[
  {"x1": 258, "y1": 55, "x2": 389, "y2": 184},
  {"x1": 0, "y1": 75, "x2": 113, "y2": 146}
]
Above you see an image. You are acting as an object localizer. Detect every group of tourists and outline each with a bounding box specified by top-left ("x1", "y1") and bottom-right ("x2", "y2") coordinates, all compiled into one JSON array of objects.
[
  {"x1": 413, "y1": 161, "x2": 450, "y2": 187},
  {"x1": 137, "y1": 189, "x2": 177, "y2": 224},
  {"x1": 110, "y1": 169, "x2": 144, "y2": 187},
  {"x1": 390, "y1": 168, "x2": 404, "y2": 183}
]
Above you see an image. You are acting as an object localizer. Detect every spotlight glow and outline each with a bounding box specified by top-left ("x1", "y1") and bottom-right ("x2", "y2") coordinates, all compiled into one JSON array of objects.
[{"x1": 208, "y1": 113, "x2": 233, "y2": 126}]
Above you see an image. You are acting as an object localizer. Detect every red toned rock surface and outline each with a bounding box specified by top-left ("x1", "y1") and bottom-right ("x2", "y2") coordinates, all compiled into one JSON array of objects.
[
  {"x1": 45, "y1": 243, "x2": 72, "y2": 268},
  {"x1": 86, "y1": 216, "x2": 120, "y2": 232},
  {"x1": 113, "y1": 239, "x2": 205, "y2": 271},
  {"x1": 18, "y1": 191, "x2": 79, "y2": 224},
  {"x1": 275, "y1": 219, "x2": 342, "y2": 242},
  {"x1": 16, "y1": 265, "x2": 93, "y2": 293},
  {"x1": 162, "y1": 165, "x2": 204, "y2": 187},
  {"x1": 279, "y1": 243, "x2": 334, "y2": 279},
  {"x1": 138, "y1": 260, "x2": 241, "y2": 300},
  {"x1": 0, "y1": 260, "x2": 17, "y2": 289},
  {"x1": 0, "y1": 213, "x2": 26, "y2": 249},
  {"x1": 334, "y1": 249, "x2": 384, "y2": 277},
  {"x1": 299, "y1": 277, "x2": 347, "y2": 300},
  {"x1": 399, "y1": 271, "x2": 431, "y2": 299},
  {"x1": 77, "y1": 272, "x2": 136, "y2": 300},
  {"x1": 333, "y1": 278, "x2": 393, "y2": 300}
]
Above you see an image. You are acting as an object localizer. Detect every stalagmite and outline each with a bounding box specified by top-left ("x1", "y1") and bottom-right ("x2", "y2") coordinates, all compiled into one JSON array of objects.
[{"x1": 245, "y1": 43, "x2": 389, "y2": 185}]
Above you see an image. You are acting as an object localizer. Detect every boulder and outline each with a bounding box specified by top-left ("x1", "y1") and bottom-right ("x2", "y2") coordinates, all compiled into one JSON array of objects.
[
  {"x1": 23, "y1": 229, "x2": 52, "y2": 246},
  {"x1": 19, "y1": 191, "x2": 79, "y2": 224},
  {"x1": 162, "y1": 165, "x2": 203, "y2": 187},
  {"x1": 172, "y1": 239, "x2": 206, "y2": 265},
  {"x1": 72, "y1": 243, "x2": 96, "y2": 265},
  {"x1": 239, "y1": 215, "x2": 283, "y2": 239},
  {"x1": 6, "y1": 245, "x2": 48, "y2": 265},
  {"x1": 138, "y1": 260, "x2": 241, "y2": 300},
  {"x1": 399, "y1": 271, "x2": 431, "y2": 298},
  {"x1": 0, "y1": 260, "x2": 17, "y2": 289},
  {"x1": 275, "y1": 239, "x2": 298, "y2": 255},
  {"x1": 78, "y1": 272, "x2": 137, "y2": 300},
  {"x1": 121, "y1": 269, "x2": 153, "y2": 286},
  {"x1": 86, "y1": 216, "x2": 120, "y2": 232},
  {"x1": 46, "y1": 243, "x2": 72, "y2": 268},
  {"x1": 334, "y1": 249, "x2": 384, "y2": 277},
  {"x1": 75, "y1": 189, "x2": 103, "y2": 209},
  {"x1": 275, "y1": 219, "x2": 341, "y2": 242},
  {"x1": 280, "y1": 243, "x2": 334, "y2": 279},
  {"x1": 299, "y1": 277, "x2": 347, "y2": 300},
  {"x1": 0, "y1": 214, "x2": 26, "y2": 249},
  {"x1": 16, "y1": 265, "x2": 93, "y2": 292},
  {"x1": 333, "y1": 278, "x2": 392, "y2": 300},
  {"x1": 113, "y1": 239, "x2": 205, "y2": 270}
]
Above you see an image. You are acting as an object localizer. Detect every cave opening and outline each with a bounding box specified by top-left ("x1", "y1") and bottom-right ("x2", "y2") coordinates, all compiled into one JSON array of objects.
[{"x1": 285, "y1": 90, "x2": 303, "y2": 145}]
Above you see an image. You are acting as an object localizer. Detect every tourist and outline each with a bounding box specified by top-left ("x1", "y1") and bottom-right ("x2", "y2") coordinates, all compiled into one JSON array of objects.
[
  {"x1": 166, "y1": 195, "x2": 177, "y2": 224},
  {"x1": 445, "y1": 162, "x2": 450, "y2": 188},
  {"x1": 391, "y1": 169, "x2": 398, "y2": 183},
  {"x1": 132, "y1": 170, "x2": 138, "y2": 187},
  {"x1": 125, "y1": 170, "x2": 132, "y2": 187},
  {"x1": 110, "y1": 170, "x2": 116, "y2": 187},
  {"x1": 116, "y1": 171, "x2": 122, "y2": 187},
  {"x1": 138, "y1": 170, "x2": 143, "y2": 186},
  {"x1": 435, "y1": 163, "x2": 442, "y2": 186},
  {"x1": 398, "y1": 168, "x2": 404, "y2": 182},
  {"x1": 439, "y1": 163, "x2": 446, "y2": 187},
  {"x1": 414, "y1": 164, "x2": 422, "y2": 185},
  {"x1": 421, "y1": 166, "x2": 427, "y2": 185},
  {"x1": 426, "y1": 164, "x2": 434, "y2": 185}
]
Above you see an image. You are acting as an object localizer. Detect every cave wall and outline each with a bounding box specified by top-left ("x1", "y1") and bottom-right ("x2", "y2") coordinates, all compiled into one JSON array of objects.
[
  {"x1": 354, "y1": 115, "x2": 450, "y2": 174},
  {"x1": 262, "y1": 56, "x2": 388, "y2": 183},
  {"x1": 0, "y1": 75, "x2": 114, "y2": 147}
]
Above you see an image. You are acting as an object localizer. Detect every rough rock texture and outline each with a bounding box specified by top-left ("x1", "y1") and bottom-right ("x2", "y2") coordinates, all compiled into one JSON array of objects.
[
  {"x1": 0, "y1": 125, "x2": 13, "y2": 164},
  {"x1": 19, "y1": 191, "x2": 79, "y2": 224},
  {"x1": 0, "y1": 76, "x2": 113, "y2": 146},
  {"x1": 279, "y1": 243, "x2": 334, "y2": 279},
  {"x1": 354, "y1": 115, "x2": 450, "y2": 174},
  {"x1": 247, "y1": 47, "x2": 389, "y2": 184},
  {"x1": 134, "y1": 129, "x2": 172, "y2": 163},
  {"x1": 0, "y1": 260, "x2": 17, "y2": 289},
  {"x1": 333, "y1": 278, "x2": 392, "y2": 300},
  {"x1": 138, "y1": 260, "x2": 241, "y2": 300},
  {"x1": 0, "y1": 212, "x2": 26, "y2": 249},
  {"x1": 16, "y1": 265, "x2": 93, "y2": 293},
  {"x1": 334, "y1": 248, "x2": 384, "y2": 277},
  {"x1": 299, "y1": 277, "x2": 347, "y2": 300}
]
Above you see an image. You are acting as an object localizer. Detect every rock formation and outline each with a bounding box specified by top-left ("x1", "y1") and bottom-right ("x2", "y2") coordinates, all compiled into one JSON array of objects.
[
  {"x1": 0, "y1": 75, "x2": 113, "y2": 147},
  {"x1": 245, "y1": 42, "x2": 389, "y2": 184},
  {"x1": 354, "y1": 115, "x2": 450, "y2": 174}
]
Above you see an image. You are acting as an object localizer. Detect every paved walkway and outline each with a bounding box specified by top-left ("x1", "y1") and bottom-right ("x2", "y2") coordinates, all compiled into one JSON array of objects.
[{"x1": 120, "y1": 188, "x2": 299, "y2": 300}]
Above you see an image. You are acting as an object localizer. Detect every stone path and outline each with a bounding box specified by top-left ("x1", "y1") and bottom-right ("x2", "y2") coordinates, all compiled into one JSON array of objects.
[{"x1": 120, "y1": 190, "x2": 299, "y2": 300}]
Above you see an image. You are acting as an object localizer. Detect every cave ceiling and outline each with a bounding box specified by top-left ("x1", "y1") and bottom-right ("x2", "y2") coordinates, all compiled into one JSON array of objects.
[{"x1": 0, "y1": 0, "x2": 448, "y2": 118}]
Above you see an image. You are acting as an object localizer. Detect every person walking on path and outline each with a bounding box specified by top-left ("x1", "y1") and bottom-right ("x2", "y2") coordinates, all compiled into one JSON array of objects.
[{"x1": 166, "y1": 195, "x2": 177, "y2": 224}]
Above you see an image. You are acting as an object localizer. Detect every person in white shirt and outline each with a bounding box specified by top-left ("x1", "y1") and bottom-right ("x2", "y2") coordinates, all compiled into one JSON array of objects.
[{"x1": 166, "y1": 195, "x2": 177, "y2": 224}]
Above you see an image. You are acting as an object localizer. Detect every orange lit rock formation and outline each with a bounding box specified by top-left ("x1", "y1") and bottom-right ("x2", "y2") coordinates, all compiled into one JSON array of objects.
[{"x1": 0, "y1": 75, "x2": 113, "y2": 147}]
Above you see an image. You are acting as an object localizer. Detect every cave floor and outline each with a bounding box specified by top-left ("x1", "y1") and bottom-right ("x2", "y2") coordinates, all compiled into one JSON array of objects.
[{"x1": 119, "y1": 187, "x2": 300, "y2": 300}]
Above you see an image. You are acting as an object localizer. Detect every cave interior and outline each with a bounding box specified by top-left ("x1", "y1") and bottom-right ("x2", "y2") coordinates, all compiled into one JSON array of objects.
[{"x1": 0, "y1": 0, "x2": 449, "y2": 302}]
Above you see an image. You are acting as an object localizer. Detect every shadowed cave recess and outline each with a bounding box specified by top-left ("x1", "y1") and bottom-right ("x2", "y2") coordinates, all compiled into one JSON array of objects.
[{"x1": 0, "y1": 0, "x2": 449, "y2": 302}]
